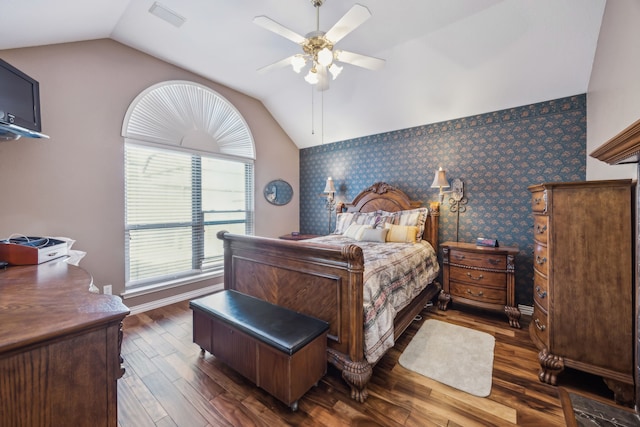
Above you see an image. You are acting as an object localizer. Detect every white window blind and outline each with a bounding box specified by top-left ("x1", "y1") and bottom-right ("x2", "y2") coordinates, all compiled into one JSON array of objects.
[{"x1": 125, "y1": 143, "x2": 253, "y2": 289}]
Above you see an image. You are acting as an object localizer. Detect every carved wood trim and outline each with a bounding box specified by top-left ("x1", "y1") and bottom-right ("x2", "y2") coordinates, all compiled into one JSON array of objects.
[{"x1": 590, "y1": 116, "x2": 640, "y2": 164}]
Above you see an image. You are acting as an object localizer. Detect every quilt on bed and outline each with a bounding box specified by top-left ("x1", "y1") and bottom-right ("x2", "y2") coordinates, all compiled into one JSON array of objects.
[{"x1": 306, "y1": 234, "x2": 440, "y2": 364}]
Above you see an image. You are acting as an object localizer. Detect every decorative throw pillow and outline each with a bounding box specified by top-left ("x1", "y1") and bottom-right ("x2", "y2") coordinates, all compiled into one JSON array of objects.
[
  {"x1": 356, "y1": 228, "x2": 389, "y2": 243},
  {"x1": 378, "y1": 208, "x2": 428, "y2": 241},
  {"x1": 344, "y1": 224, "x2": 372, "y2": 240},
  {"x1": 334, "y1": 211, "x2": 379, "y2": 234},
  {"x1": 384, "y1": 223, "x2": 418, "y2": 243}
]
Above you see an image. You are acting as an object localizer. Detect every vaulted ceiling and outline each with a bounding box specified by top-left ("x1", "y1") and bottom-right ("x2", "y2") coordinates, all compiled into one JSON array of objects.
[{"x1": 0, "y1": 0, "x2": 606, "y2": 149}]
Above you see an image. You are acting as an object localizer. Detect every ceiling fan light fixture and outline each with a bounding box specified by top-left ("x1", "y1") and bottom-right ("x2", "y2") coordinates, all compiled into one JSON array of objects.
[
  {"x1": 291, "y1": 55, "x2": 307, "y2": 73},
  {"x1": 304, "y1": 69, "x2": 319, "y2": 84},
  {"x1": 317, "y1": 47, "x2": 333, "y2": 67},
  {"x1": 254, "y1": 2, "x2": 384, "y2": 90},
  {"x1": 328, "y1": 63, "x2": 343, "y2": 80}
]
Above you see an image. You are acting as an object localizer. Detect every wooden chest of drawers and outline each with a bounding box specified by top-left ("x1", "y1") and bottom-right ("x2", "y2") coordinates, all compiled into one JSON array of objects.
[
  {"x1": 438, "y1": 241, "x2": 521, "y2": 328},
  {"x1": 528, "y1": 180, "x2": 634, "y2": 405}
]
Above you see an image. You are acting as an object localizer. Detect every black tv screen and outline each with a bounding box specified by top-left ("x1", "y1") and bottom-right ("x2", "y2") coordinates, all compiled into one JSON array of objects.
[{"x1": 0, "y1": 58, "x2": 42, "y2": 132}]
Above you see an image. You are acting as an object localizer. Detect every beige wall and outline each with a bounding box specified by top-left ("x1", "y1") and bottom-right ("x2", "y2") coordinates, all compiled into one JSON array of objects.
[
  {"x1": 0, "y1": 39, "x2": 299, "y2": 305},
  {"x1": 587, "y1": 0, "x2": 640, "y2": 179}
]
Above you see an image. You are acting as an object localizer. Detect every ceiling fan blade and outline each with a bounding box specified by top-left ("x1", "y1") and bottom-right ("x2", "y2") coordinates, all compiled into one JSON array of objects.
[
  {"x1": 324, "y1": 4, "x2": 371, "y2": 44},
  {"x1": 257, "y1": 56, "x2": 296, "y2": 74},
  {"x1": 253, "y1": 16, "x2": 306, "y2": 44},
  {"x1": 335, "y1": 50, "x2": 385, "y2": 71}
]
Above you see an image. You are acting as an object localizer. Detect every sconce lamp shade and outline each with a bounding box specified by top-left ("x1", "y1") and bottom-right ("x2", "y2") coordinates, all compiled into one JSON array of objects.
[
  {"x1": 324, "y1": 177, "x2": 336, "y2": 194},
  {"x1": 430, "y1": 167, "x2": 450, "y2": 189}
]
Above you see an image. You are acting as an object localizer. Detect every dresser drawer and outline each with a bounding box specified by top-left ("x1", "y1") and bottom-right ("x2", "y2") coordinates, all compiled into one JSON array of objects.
[
  {"x1": 531, "y1": 190, "x2": 547, "y2": 213},
  {"x1": 449, "y1": 249, "x2": 506, "y2": 270},
  {"x1": 533, "y1": 215, "x2": 549, "y2": 244},
  {"x1": 450, "y1": 281, "x2": 506, "y2": 305},
  {"x1": 533, "y1": 243, "x2": 548, "y2": 276},
  {"x1": 531, "y1": 302, "x2": 549, "y2": 346},
  {"x1": 450, "y1": 266, "x2": 506, "y2": 288},
  {"x1": 533, "y1": 270, "x2": 549, "y2": 311}
]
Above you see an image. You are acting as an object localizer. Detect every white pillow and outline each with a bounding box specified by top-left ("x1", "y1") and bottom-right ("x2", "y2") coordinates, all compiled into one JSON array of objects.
[
  {"x1": 343, "y1": 224, "x2": 372, "y2": 240},
  {"x1": 357, "y1": 228, "x2": 389, "y2": 243}
]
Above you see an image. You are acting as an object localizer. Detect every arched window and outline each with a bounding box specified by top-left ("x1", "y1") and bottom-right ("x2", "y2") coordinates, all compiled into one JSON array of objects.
[{"x1": 122, "y1": 81, "x2": 255, "y2": 291}]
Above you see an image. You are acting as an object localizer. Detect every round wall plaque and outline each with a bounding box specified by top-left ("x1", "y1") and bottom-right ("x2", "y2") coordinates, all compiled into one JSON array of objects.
[{"x1": 264, "y1": 179, "x2": 293, "y2": 205}]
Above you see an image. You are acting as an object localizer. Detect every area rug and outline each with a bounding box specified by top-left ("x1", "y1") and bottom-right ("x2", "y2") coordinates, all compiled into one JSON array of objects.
[{"x1": 398, "y1": 319, "x2": 495, "y2": 397}]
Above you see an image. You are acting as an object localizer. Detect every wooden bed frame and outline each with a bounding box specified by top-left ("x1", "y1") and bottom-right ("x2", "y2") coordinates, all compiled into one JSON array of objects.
[{"x1": 217, "y1": 182, "x2": 441, "y2": 402}]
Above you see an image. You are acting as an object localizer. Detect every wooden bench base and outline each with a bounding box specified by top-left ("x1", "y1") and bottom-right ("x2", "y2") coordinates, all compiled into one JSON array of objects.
[{"x1": 190, "y1": 291, "x2": 328, "y2": 411}]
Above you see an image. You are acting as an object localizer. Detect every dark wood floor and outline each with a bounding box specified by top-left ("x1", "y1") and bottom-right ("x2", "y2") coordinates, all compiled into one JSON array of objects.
[{"x1": 118, "y1": 301, "x2": 625, "y2": 426}]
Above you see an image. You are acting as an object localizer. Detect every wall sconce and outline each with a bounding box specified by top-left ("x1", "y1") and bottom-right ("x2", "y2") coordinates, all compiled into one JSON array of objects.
[
  {"x1": 448, "y1": 178, "x2": 468, "y2": 242},
  {"x1": 322, "y1": 176, "x2": 337, "y2": 234},
  {"x1": 430, "y1": 167, "x2": 450, "y2": 204}
]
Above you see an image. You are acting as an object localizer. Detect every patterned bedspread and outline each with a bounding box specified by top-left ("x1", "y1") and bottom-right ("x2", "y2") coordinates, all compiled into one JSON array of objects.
[{"x1": 306, "y1": 235, "x2": 440, "y2": 364}]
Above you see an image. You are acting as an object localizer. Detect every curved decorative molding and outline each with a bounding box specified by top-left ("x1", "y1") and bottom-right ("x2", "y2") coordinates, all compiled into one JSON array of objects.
[
  {"x1": 122, "y1": 80, "x2": 255, "y2": 160},
  {"x1": 590, "y1": 116, "x2": 640, "y2": 164}
]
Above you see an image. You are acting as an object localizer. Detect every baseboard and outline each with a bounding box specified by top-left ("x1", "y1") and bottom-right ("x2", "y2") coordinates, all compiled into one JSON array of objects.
[
  {"x1": 127, "y1": 283, "x2": 223, "y2": 315},
  {"x1": 518, "y1": 304, "x2": 533, "y2": 316}
]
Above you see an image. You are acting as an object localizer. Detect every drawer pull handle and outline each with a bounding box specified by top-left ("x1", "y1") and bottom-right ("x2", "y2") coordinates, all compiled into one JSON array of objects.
[
  {"x1": 466, "y1": 289, "x2": 484, "y2": 297},
  {"x1": 534, "y1": 318, "x2": 546, "y2": 331},
  {"x1": 535, "y1": 255, "x2": 547, "y2": 265},
  {"x1": 487, "y1": 258, "x2": 500, "y2": 265},
  {"x1": 454, "y1": 254, "x2": 465, "y2": 260},
  {"x1": 535, "y1": 286, "x2": 547, "y2": 299},
  {"x1": 533, "y1": 197, "x2": 543, "y2": 205},
  {"x1": 535, "y1": 224, "x2": 547, "y2": 234},
  {"x1": 466, "y1": 272, "x2": 484, "y2": 280}
]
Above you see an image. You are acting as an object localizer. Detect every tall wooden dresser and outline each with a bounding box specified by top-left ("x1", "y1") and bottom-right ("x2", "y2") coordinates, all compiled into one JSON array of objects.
[{"x1": 528, "y1": 180, "x2": 634, "y2": 404}]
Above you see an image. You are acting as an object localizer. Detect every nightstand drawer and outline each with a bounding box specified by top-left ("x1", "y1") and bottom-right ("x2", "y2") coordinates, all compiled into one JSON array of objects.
[
  {"x1": 450, "y1": 282, "x2": 506, "y2": 305},
  {"x1": 531, "y1": 302, "x2": 549, "y2": 346},
  {"x1": 533, "y1": 243, "x2": 548, "y2": 276},
  {"x1": 531, "y1": 190, "x2": 547, "y2": 213},
  {"x1": 449, "y1": 249, "x2": 506, "y2": 270},
  {"x1": 533, "y1": 270, "x2": 549, "y2": 311},
  {"x1": 533, "y1": 216, "x2": 549, "y2": 244},
  {"x1": 450, "y1": 266, "x2": 506, "y2": 288}
]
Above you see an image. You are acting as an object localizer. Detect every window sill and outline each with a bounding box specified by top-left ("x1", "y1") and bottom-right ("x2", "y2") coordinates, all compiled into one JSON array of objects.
[{"x1": 121, "y1": 270, "x2": 223, "y2": 300}]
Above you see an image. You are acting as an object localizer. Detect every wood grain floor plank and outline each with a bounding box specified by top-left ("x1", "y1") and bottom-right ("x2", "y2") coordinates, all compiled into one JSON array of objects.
[
  {"x1": 117, "y1": 376, "x2": 157, "y2": 427},
  {"x1": 122, "y1": 374, "x2": 170, "y2": 423},
  {"x1": 172, "y1": 377, "x2": 234, "y2": 426},
  {"x1": 209, "y1": 391, "x2": 269, "y2": 427},
  {"x1": 140, "y1": 370, "x2": 209, "y2": 427}
]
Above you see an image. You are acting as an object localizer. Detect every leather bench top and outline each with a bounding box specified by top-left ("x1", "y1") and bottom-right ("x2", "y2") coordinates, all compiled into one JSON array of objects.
[{"x1": 190, "y1": 290, "x2": 329, "y2": 355}]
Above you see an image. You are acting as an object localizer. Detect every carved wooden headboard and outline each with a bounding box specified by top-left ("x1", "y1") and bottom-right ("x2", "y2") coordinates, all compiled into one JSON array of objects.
[{"x1": 336, "y1": 182, "x2": 440, "y2": 250}]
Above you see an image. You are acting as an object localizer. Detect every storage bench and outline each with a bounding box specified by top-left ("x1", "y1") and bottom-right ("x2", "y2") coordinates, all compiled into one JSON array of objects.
[{"x1": 189, "y1": 290, "x2": 329, "y2": 411}]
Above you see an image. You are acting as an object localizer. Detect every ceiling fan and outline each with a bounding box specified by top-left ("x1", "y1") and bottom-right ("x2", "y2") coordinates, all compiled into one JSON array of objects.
[{"x1": 254, "y1": 0, "x2": 385, "y2": 91}]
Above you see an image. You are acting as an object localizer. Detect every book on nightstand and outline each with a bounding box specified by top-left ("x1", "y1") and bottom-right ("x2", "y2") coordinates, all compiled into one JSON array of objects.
[{"x1": 476, "y1": 237, "x2": 499, "y2": 247}]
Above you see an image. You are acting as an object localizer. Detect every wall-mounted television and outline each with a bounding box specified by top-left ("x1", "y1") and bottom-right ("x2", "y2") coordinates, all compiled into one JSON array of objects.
[{"x1": 0, "y1": 58, "x2": 48, "y2": 139}]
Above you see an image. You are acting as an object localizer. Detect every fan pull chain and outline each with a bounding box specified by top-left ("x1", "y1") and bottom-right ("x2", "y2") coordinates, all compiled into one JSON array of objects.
[
  {"x1": 321, "y1": 89, "x2": 324, "y2": 144},
  {"x1": 311, "y1": 85, "x2": 315, "y2": 135}
]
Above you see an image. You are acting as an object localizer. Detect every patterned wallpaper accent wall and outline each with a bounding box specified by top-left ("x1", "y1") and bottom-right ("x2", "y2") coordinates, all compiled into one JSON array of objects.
[{"x1": 300, "y1": 94, "x2": 586, "y2": 306}]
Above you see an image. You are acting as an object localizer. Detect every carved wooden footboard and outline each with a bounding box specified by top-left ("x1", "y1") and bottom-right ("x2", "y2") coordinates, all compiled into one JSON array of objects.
[{"x1": 217, "y1": 182, "x2": 441, "y2": 401}]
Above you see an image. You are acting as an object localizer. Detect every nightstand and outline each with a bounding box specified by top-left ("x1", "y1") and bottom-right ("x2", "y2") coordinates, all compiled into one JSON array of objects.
[
  {"x1": 438, "y1": 241, "x2": 520, "y2": 328},
  {"x1": 278, "y1": 233, "x2": 320, "y2": 241}
]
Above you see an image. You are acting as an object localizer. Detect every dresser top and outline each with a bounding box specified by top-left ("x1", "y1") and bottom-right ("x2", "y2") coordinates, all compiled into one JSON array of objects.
[{"x1": 0, "y1": 262, "x2": 130, "y2": 354}]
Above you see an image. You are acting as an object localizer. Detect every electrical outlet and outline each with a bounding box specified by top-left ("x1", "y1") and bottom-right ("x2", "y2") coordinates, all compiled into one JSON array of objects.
[{"x1": 103, "y1": 284, "x2": 112, "y2": 295}]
